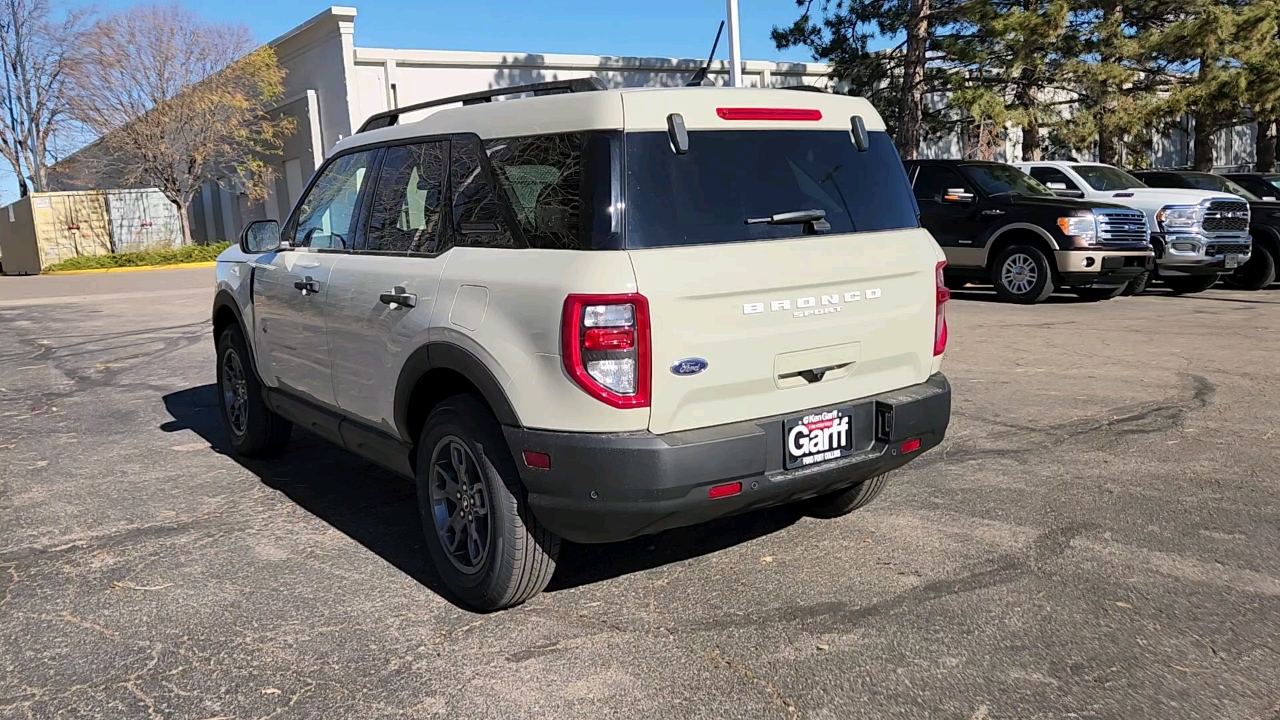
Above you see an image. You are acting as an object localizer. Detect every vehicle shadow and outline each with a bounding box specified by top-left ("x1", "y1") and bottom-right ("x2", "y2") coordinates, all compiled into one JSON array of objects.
[
  {"x1": 949, "y1": 287, "x2": 1096, "y2": 304},
  {"x1": 160, "y1": 385, "x2": 802, "y2": 606}
]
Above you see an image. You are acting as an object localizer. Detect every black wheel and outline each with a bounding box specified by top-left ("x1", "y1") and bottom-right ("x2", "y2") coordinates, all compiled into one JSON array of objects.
[
  {"x1": 1222, "y1": 245, "x2": 1276, "y2": 290},
  {"x1": 416, "y1": 395, "x2": 559, "y2": 612},
  {"x1": 1164, "y1": 274, "x2": 1220, "y2": 294},
  {"x1": 1072, "y1": 285, "x2": 1125, "y2": 301},
  {"x1": 806, "y1": 474, "x2": 889, "y2": 519},
  {"x1": 216, "y1": 325, "x2": 291, "y2": 457},
  {"x1": 1122, "y1": 271, "x2": 1150, "y2": 296},
  {"x1": 991, "y1": 245, "x2": 1055, "y2": 304}
]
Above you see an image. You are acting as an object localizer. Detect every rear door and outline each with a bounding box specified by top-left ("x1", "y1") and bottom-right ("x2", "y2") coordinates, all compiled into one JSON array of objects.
[
  {"x1": 619, "y1": 117, "x2": 941, "y2": 435},
  {"x1": 327, "y1": 140, "x2": 451, "y2": 431}
]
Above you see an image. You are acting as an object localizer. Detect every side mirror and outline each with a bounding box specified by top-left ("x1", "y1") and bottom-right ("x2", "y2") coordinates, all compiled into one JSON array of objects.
[
  {"x1": 240, "y1": 219, "x2": 282, "y2": 254},
  {"x1": 1046, "y1": 182, "x2": 1068, "y2": 190},
  {"x1": 1053, "y1": 189, "x2": 1085, "y2": 199},
  {"x1": 941, "y1": 188, "x2": 975, "y2": 204}
]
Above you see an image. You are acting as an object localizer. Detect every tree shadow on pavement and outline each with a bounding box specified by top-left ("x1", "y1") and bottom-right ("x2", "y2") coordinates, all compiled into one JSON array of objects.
[{"x1": 160, "y1": 385, "x2": 801, "y2": 606}]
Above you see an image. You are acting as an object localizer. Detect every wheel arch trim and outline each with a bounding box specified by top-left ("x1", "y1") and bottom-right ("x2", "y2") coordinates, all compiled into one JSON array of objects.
[{"x1": 394, "y1": 342, "x2": 522, "y2": 443}]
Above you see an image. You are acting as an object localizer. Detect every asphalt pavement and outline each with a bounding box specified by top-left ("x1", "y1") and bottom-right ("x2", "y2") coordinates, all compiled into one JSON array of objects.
[{"x1": 0, "y1": 267, "x2": 1277, "y2": 719}]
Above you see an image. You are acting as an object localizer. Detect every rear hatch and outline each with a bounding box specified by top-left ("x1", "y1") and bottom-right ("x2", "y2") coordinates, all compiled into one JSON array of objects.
[{"x1": 619, "y1": 89, "x2": 942, "y2": 435}]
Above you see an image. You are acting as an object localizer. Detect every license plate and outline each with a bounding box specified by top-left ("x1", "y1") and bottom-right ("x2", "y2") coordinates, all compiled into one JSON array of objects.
[
  {"x1": 1225, "y1": 254, "x2": 1240, "y2": 269},
  {"x1": 784, "y1": 406, "x2": 856, "y2": 470}
]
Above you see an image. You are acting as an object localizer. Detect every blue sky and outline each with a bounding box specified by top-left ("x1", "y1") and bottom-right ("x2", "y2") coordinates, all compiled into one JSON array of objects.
[{"x1": 3, "y1": 1, "x2": 831, "y2": 204}]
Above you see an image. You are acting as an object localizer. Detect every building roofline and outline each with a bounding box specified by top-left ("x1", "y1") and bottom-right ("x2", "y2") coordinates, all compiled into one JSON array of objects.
[{"x1": 268, "y1": 6, "x2": 356, "y2": 48}]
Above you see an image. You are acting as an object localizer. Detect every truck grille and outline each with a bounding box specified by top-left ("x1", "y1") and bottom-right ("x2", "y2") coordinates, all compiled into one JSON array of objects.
[
  {"x1": 1095, "y1": 209, "x2": 1149, "y2": 243},
  {"x1": 1206, "y1": 242, "x2": 1250, "y2": 255},
  {"x1": 1203, "y1": 201, "x2": 1249, "y2": 233}
]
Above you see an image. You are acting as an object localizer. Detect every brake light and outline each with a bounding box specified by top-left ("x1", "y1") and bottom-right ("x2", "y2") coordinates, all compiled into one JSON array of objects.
[
  {"x1": 562, "y1": 294, "x2": 651, "y2": 408},
  {"x1": 716, "y1": 108, "x2": 823, "y2": 121},
  {"x1": 934, "y1": 261, "x2": 949, "y2": 356}
]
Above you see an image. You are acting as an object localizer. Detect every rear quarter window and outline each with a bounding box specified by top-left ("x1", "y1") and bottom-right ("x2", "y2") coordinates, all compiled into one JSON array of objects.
[{"x1": 624, "y1": 130, "x2": 918, "y2": 249}]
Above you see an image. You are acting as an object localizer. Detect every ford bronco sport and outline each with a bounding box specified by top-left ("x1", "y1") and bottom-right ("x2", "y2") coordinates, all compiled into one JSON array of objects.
[
  {"x1": 212, "y1": 80, "x2": 952, "y2": 611},
  {"x1": 904, "y1": 159, "x2": 1153, "y2": 303}
]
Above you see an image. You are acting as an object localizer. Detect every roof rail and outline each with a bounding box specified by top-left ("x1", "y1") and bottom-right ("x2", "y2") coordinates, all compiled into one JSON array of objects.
[
  {"x1": 781, "y1": 85, "x2": 829, "y2": 93},
  {"x1": 357, "y1": 78, "x2": 609, "y2": 133}
]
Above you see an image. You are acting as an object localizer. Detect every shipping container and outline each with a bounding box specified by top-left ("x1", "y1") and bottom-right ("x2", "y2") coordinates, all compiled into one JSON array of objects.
[{"x1": 0, "y1": 189, "x2": 184, "y2": 275}]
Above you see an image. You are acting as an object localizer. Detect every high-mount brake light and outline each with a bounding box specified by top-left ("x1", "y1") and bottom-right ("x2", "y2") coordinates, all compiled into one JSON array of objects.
[
  {"x1": 716, "y1": 108, "x2": 823, "y2": 121},
  {"x1": 935, "y1": 261, "x2": 949, "y2": 356},
  {"x1": 562, "y1": 294, "x2": 651, "y2": 409}
]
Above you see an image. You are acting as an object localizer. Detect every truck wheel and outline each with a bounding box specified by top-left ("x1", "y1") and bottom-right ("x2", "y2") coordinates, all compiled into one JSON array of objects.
[
  {"x1": 1222, "y1": 246, "x2": 1276, "y2": 290},
  {"x1": 416, "y1": 395, "x2": 559, "y2": 612},
  {"x1": 806, "y1": 474, "x2": 889, "y2": 519},
  {"x1": 216, "y1": 325, "x2": 292, "y2": 457},
  {"x1": 1164, "y1": 275, "x2": 1219, "y2": 294},
  {"x1": 1072, "y1": 286, "x2": 1125, "y2": 301},
  {"x1": 1122, "y1": 271, "x2": 1150, "y2": 296},
  {"x1": 991, "y1": 245, "x2": 1055, "y2": 304}
]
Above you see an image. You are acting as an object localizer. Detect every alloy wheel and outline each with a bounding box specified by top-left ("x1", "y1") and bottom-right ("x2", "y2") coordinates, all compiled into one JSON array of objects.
[
  {"x1": 1001, "y1": 253, "x2": 1039, "y2": 295},
  {"x1": 428, "y1": 436, "x2": 492, "y2": 574},
  {"x1": 221, "y1": 348, "x2": 249, "y2": 437}
]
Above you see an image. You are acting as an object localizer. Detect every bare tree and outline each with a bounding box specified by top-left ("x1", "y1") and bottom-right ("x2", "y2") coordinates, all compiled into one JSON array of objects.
[
  {"x1": 67, "y1": 5, "x2": 293, "y2": 243},
  {"x1": 0, "y1": 0, "x2": 87, "y2": 197}
]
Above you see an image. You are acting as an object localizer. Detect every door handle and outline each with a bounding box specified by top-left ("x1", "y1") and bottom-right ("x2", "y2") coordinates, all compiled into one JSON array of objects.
[
  {"x1": 980, "y1": 209, "x2": 1006, "y2": 216},
  {"x1": 294, "y1": 277, "x2": 321, "y2": 295},
  {"x1": 379, "y1": 286, "x2": 417, "y2": 308}
]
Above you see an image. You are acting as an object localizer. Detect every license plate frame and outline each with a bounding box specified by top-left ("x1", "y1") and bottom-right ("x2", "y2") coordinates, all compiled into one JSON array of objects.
[
  {"x1": 1225, "y1": 254, "x2": 1240, "y2": 269},
  {"x1": 784, "y1": 405, "x2": 858, "y2": 470}
]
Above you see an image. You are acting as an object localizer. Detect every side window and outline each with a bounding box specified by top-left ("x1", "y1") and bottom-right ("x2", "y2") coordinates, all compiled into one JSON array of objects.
[
  {"x1": 365, "y1": 141, "x2": 448, "y2": 254},
  {"x1": 1141, "y1": 173, "x2": 1177, "y2": 189},
  {"x1": 289, "y1": 151, "x2": 374, "y2": 249},
  {"x1": 912, "y1": 166, "x2": 969, "y2": 201},
  {"x1": 1029, "y1": 167, "x2": 1080, "y2": 191},
  {"x1": 446, "y1": 135, "x2": 516, "y2": 249},
  {"x1": 486, "y1": 133, "x2": 585, "y2": 250}
]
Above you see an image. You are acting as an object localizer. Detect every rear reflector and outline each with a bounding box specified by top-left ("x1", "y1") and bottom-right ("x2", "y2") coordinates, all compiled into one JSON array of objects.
[
  {"x1": 716, "y1": 108, "x2": 823, "y2": 121},
  {"x1": 900, "y1": 438, "x2": 922, "y2": 454},
  {"x1": 708, "y1": 481, "x2": 742, "y2": 499},
  {"x1": 522, "y1": 451, "x2": 551, "y2": 470},
  {"x1": 583, "y1": 327, "x2": 636, "y2": 351}
]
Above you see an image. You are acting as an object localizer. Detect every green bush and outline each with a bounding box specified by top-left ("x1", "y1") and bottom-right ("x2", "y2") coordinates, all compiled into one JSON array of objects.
[{"x1": 43, "y1": 242, "x2": 232, "y2": 272}]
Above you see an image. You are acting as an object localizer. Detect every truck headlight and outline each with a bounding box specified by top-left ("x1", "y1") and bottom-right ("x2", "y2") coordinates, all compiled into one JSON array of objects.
[
  {"x1": 1156, "y1": 205, "x2": 1200, "y2": 230},
  {"x1": 1056, "y1": 215, "x2": 1097, "y2": 243}
]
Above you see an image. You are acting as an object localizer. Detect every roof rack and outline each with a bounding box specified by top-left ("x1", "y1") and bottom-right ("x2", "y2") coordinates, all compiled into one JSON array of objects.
[
  {"x1": 357, "y1": 78, "x2": 609, "y2": 133},
  {"x1": 781, "y1": 85, "x2": 829, "y2": 93}
]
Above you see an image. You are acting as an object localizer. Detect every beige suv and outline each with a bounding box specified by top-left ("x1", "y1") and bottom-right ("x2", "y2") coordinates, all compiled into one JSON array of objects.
[{"x1": 212, "y1": 80, "x2": 953, "y2": 611}]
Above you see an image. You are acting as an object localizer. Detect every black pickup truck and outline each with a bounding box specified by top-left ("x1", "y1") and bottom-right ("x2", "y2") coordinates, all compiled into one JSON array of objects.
[
  {"x1": 1132, "y1": 170, "x2": 1278, "y2": 290},
  {"x1": 904, "y1": 160, "x2": 1155, "y2": 304}
]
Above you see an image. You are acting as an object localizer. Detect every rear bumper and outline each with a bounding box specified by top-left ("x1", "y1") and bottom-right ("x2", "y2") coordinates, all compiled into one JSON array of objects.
[
  {"x1": 504, "y1": 373, "x2": 951, "y2": 544},
  {"x1": 1054, "y1": 250, "x2": 1154, "y2": 287}
]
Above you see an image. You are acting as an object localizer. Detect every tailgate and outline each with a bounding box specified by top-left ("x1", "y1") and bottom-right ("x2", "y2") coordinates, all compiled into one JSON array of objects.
[{"x1": 632, "y1": 229, "x2": 940, "y2": 434}]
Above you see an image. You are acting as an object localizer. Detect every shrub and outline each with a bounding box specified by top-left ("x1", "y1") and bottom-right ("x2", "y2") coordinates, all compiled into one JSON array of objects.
[{"x1": 43, "y1": 242, "x2": 231, "y2": 272}]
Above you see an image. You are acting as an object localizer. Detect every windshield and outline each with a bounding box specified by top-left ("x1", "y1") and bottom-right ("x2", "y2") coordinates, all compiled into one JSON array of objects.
[
  {"x1": 1185, "y1": 173, "x2": 1260, "y2": 201},
  {"x1": 960, "y1": 164, "x2": 1054, "y2": 197},
  {"x1": 624, "y1": 130, "x2": 918, "y2": 248},
  {"x1": 1072, "y1": 165, "x2": 1147, "y2": 191}
]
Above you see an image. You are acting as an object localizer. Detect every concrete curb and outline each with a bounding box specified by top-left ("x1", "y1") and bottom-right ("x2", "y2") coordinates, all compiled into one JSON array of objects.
[{"x1": 42, "y1": 261, "x2": 218, "y2": 276}]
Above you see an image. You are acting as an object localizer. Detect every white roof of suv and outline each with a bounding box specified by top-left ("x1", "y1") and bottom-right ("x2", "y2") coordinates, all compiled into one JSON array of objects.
[{"x1": 333, "y1": 86, "x2": 886, "y2": 155}]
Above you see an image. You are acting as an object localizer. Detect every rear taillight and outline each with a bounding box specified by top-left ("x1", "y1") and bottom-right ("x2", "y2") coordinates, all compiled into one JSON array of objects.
[
  {"x1": 934, "y1": 261, "x2": 949, "y2": 356},
  {"x1": 562, "y1": 294, "x2": 651, "y2": 408}
]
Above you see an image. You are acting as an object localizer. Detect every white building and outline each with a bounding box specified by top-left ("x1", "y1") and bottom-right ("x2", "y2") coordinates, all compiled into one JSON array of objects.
[{"x1": 184, "y1": 6, "x2": 832, "y2": 243}]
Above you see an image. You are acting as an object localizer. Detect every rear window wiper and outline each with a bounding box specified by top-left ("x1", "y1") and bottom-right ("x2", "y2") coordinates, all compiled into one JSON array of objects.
[{"x1": 745, "y1": 208, "x2": 831, "y2": 233}]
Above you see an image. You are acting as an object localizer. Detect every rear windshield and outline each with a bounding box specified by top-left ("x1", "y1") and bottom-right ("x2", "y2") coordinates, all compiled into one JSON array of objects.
[{"x1": 624, "y1": 130, "x2": 918, "y2": 249}]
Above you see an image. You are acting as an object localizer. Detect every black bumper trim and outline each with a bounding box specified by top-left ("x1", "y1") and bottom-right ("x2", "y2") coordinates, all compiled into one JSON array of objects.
[{"x1": 504, "y1": 373, "x2": 951, "y2": 543}]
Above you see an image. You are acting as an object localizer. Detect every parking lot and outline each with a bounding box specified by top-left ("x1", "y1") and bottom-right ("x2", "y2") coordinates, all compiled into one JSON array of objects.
[{"x1": 1, "y1": 267, "x2": 1277, "y2": 719}]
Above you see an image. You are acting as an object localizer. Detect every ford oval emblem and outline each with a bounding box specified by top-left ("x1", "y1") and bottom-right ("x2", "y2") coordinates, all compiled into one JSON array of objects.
[{"x1": 670, "y1": 358, "x2": 709, "y2": 376}]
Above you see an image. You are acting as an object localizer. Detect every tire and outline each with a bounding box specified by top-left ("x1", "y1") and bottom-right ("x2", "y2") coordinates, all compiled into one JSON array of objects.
[
  {"x1": 1222, "y1": 245, "x2": 1277, "y2": 291},
  {"x1": 1072, "y1": 285, "x2": 1125, "y2": 301},
  {"x1": 1164, "y1": 274, "x2": 1220, "y2": 294},
  {"x1": 991, "y1": 245, "x2": 1055, "y2": 304},
  {"x1": 416, "y1": 395, "x2": 559, "y2": 612},
  {"x1": 806, "y1": 474, "x2": 889, "y2": 519},
  {"x1": 1122, "y1": 271, "x2": 1150, "y2": 296},
  {"x1": 216, "y1": 325, "x2": 292, "y2": 457}
]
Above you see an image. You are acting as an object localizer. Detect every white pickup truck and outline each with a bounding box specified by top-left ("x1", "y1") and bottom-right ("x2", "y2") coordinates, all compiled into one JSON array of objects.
[{"x1": 1015, "y1": 161, "x2": 1251, "y2": 294}]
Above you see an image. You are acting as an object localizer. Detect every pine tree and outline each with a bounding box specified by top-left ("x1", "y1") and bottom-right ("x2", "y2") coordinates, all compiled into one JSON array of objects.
[{"x1": 773, "y1": 0, "x2": 964, "y2": 158}]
